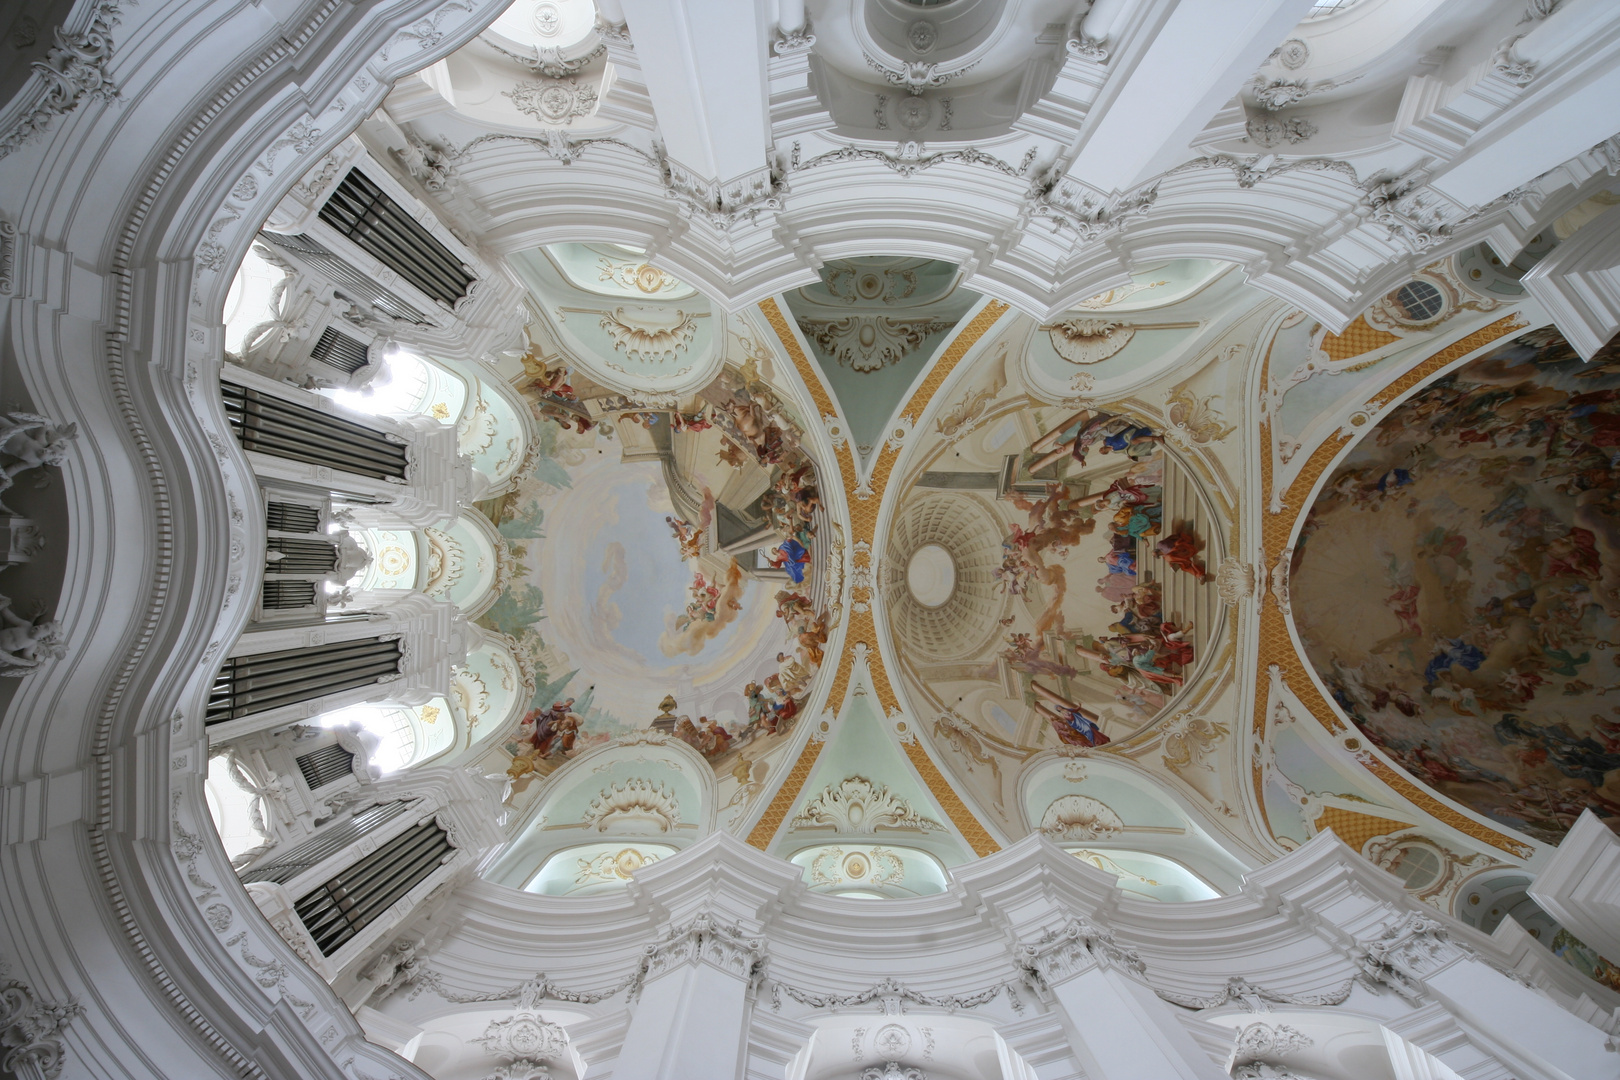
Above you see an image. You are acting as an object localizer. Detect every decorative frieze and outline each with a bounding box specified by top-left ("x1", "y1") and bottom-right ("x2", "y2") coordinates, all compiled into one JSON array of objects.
[
  {"x1": 581, "y1": 777, "x2": 681, "y2": 832},
  {"x1": 1232, "y1": 1021, "x2": 1312, "y2": 1066},
  {"x1": 505, "y1": 79, "x2": 598, "y2": 125},
  {"x1": 598, "y1": 308, "x2": 700, "y2": 363},
  {"x1": 0, "y1": 0, "x2": 124, "y2": 160},
  {"x1": 863, "y1": 1064, "x2": 926, "y2": 1080},
  {"x1": 1037, "y1": 793, "x2": 1123, "y2": 841},
  {"x1": 473, "y1": 980, "x2": 570, "y2": 1080},
  {"x1": 790, "y1": 776, "x2": 944, "y2": 833},
  {"x1": 770, "y1": 974, "x2": 1022, "y2": 1016},
  {"x1": 1352, "y1": 912, "x2": 1471, "y2": 1004},
  {"x1": 862, "y1": 53, "x2": 978, "y2": 95},
  {"x1": 1154, "y1": 975, "x2": 1354, "y2": 1013},
  {"x1": 411, "y1": 969, "x2": 631, "y2": 1007},
  {"x1": 796, "y1": 316, "x2": 955, "y2": 372},
  {"x1": 1037, "y1": 318, "x2": 1135, "y2": 365}
]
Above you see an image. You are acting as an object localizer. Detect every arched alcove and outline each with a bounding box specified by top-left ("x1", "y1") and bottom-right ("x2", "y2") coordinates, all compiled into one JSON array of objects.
[
  {"x1": 483, "y1": 734, "x2": 717, "y2": 890},
  {"x1": 1017, "y1": 754, "x2": 1252, "y2": 896}
]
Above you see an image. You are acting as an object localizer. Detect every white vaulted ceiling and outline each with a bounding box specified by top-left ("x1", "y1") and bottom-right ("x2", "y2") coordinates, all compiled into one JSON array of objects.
[{"x1": 7, "y1": 1, "x2": 1620, "y2": 1079}]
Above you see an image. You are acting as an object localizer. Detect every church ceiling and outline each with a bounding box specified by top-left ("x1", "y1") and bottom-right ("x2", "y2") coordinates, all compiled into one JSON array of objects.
[
  {"x1": 1293, "y1": 329, "x2": 1620, "y2": 845},
  {"x1": 784, "y1": 256, "x2": 977, "y2": 462},
  {"x1": 23, "y1": 0, "x2": 1620, "y2": 1073},
  {"x1": 452, "y1": 235, "x2": 1613, "y2": 911}
]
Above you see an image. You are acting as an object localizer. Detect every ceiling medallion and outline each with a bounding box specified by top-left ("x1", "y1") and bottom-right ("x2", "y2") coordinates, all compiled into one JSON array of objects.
[
  {"x1": 873, "y1": 1023, "x2": 911, "y2": 1057},
  {"x1": 505, "y1": 79, "x2": 598, "y2": 124},
  {"x1": 895, "y1": 96, "x2": 932, "y2": 131},
  {"x1": 907, "y1": 20, "x2": 936, "y2": 54},
  {"x1": 533, "y1": 2, "x2": 561, "y2": 36},
  {"x1": 825, "y1": 264, "x2": 918, "y2": 304}
]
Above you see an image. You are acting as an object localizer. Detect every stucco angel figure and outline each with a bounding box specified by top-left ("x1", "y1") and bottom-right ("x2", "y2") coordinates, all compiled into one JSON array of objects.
[
  {"x1": 0, "y1": 412, "x2": 77, "y2": 514},
  {"x1": 0, "y1": 594, "x2": 67, "y2": 675}
]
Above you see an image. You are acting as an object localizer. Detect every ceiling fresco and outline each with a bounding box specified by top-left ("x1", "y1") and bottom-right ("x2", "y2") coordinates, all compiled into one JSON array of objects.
[
  {"x1": 1293, "y1": 329, "x2": 1620, "y2": 845},
  {"x1": 887, "y1": 396, "x2": 1225, "y2": 752},
  {"x1": 474, "y1": 343, "x2": 832, "y2": 795}
]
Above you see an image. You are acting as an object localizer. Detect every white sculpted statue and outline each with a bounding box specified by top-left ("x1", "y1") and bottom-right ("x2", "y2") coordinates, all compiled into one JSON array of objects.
[
  {"x1": 0, "y1": 594, "x2": 66, "y2": 675},
  {"x1": 0, "y1": 412, "x2": 77, "y2": 514}
]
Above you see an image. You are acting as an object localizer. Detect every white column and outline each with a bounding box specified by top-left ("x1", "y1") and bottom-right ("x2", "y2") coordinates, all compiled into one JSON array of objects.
[
  {"x1": 1529, "y1": 809, "x2": 1620, "y2": 964},
  {"x1": 609, "y1": 832, "x2": 800, "y2": 1080},
  {"x1": 1355, "y1": 913, "x2": 1619, "y2": 1080},
  {"x1": 1018, "y1": 920, "x2": 1227, "y2": 1080},
  {"x1": 618, "y1": 0, "x2": 771, "y2": 185},
  {"x1": 1080, "y1": 0, "x2": 1131, "y2": 43},
  {"x1": 1064, "y1": 0, "x2": 1318, "y2": 193},
  {"x1": 1522, "y1": 205, "x2": 1620, "y2": 360},
  {"x1": 777, "y1": 0, "x2": 804, "y2": 35},
  {"x1": 611, "y1": 916, "x2": 762, "y2": 1080},
  {"x1": 1422, "y1": 0, "x2": 1620, "y2": 207}
]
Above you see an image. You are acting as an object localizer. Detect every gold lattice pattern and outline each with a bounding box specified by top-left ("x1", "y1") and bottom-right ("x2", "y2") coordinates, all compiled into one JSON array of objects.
[
  {"x1": 1319, "y1": 314, "x2": 1399, "y2": 362},
  {"x1": 751, "y1": 298, "x2": 1008, "y2": 852},
  {"x1": 902, "y1": 737, "x2": 1000, "y2": 857},
  {"x1": 744, "y1": 738, "x2": 825, "y2": 848},
  {"x1": 1313, "y1": 806, "x2": 1412, "y2": 852},
  {"x1": 1252, "y1": 314, "x2": 1535, "y2": 859}
]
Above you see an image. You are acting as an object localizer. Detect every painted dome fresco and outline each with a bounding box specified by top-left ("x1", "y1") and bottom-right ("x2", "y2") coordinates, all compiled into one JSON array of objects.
[
  {"x1": 1294, "y1": 329, "x2": 1620, "y2": 845},
  {"x1": 479, "y1": 312, "x2": 831, "y2": 791},
  {"x1": 22, "y1": 1, "x2": 1620, "y2": 1076}
]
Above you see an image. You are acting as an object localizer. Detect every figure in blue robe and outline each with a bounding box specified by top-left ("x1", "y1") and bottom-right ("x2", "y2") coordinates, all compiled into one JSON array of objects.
[
  {"x1": 1053, "y1": 707, "x2": 1110, "y2": 748},
  {"x1": 1423, "y1": 636, "x2": 1485, "y2": 685},
  {"x1": 769, "y1": 538, "x2": 810, "y2": 583}
]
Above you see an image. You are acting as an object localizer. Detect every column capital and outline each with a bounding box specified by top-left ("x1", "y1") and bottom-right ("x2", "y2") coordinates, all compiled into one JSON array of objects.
[
  {"x1": 1350, "y1": 911, "x2": 1471, "y2": 1004},
  {"x1": 638, "y1": 913, "x2": 764, "y2": 992},
  {"x1": 1016, "y1": 917, "x2": 1146, "y2": 994}
]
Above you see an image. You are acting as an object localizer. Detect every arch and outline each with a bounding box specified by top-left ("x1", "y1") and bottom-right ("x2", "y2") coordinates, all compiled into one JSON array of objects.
[
  {"x1": 1017, "y1": 752, "x2": 1258, "y2": 895},
  {"x1": 450, "y1": 630, "x2": 532, "y2": 755},
  {"x1": 483, "y1": 734, "x2": 719, "y2": 889},
  {"x1": 423, "y1": 511, "x2": 513, "y2": 618},
  {"x1": 789, "y1": 1011, "x2": 1037, "y2": 1080}
]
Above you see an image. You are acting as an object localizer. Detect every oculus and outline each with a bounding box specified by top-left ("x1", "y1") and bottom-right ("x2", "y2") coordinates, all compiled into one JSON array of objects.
[{"x1": 906, "y1": 543, "x2": 956, "y2": 608}]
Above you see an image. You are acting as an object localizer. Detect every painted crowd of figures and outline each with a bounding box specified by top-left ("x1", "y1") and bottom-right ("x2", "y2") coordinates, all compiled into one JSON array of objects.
[
  {"x1": 1295, "y1": 329, "x2": 1620, "y2": 844},
  {"x1": 990, "y1": 409, "x2": 1208, "y2": 747}
]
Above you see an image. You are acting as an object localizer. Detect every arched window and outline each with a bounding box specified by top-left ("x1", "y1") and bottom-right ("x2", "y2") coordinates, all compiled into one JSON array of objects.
[
  {"x1": 326, "y1": 350, "x2": 467, "y2": 423},
  {"x1": 320, "y1": 697, "x2": 454, "y2": 773},
  {"x1": 1306, "y1": 0, "x2": 1365, "y2": 19},
  {"x1": 221, "y1": 245, "x2": 289, "y2": 358},
  {"x1": 203, "y1": 754, "x2": 269, "y2": 860}
]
